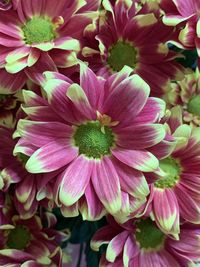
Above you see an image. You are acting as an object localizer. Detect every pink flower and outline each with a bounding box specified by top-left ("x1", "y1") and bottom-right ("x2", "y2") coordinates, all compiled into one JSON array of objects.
[
  {"x1": 0, "y1": 126, "x2": 55, "y2": 218},
  {"x1": 91, "y1": 216, "x2": 200, "y2": 267},
  {"x1": 160, "y1": 0, "x2": 200, "y2": 53},
  {"x1": 0, "y1": 0, "x2": 95, "y2": 92},
  {"x1": 82, "y1": 0, "x2": 185, "y2": 97},
  {"x1": 14, "y1": 64, "x2": 167, "y2": 219},
  {"x1": 145, "y1": 107, "x2": 200, "y2": 237},
  {"x1": 0, "y1": 211, "x2": 69, "y2": 266}
]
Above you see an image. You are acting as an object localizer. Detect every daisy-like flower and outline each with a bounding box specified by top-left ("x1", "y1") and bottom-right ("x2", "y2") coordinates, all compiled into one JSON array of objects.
[
  {"x1": 146, "y1": 106, "x2": 200, "y2": 237},
  {"x1": 160, "y1": 0, "x2": 200, "y2": 54},
  {"x1": 164, "y1": 68, "x2": 200, "y2": 127},
  {"x1": 0, "y1": 0, "x2": 95, "y2": 89},
  {"x1": 14, "y1": 64, "x2": 167, "y2": 219},
  {"x1": 82, "y1": 0, "x2": 185, "y2": 97},
  {"x1": 0, "y1": 211, "x2": 69, "y2": 266},
  {"x1": 91, "y1": 216, "x2": 200, "y2": 267},
  {"x1": 0, "y1": 126, "x2": 55, "y2": 218}
]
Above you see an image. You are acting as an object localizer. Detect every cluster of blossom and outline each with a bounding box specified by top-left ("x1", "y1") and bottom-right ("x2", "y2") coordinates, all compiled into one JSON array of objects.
[{"x1": 1, "y1": 0, "x2": 200, "y2": 266}]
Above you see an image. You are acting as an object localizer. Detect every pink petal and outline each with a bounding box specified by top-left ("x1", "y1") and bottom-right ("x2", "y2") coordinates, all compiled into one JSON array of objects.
[
  {"x1": 59, "y1": 155, "x2": 93, "y2": 206},
  {"x1": 92, "y1": 156, "x2": 122, "y2": 214},
  {"x1": 103, "y1": 74, "x2": 150, "y2": 126},
  {"x1": 112, "y1": 148, "x2": 159, "y2": 172},
  {"x1": 25, "y1": 139, "x2": 78, "y2": 173}
]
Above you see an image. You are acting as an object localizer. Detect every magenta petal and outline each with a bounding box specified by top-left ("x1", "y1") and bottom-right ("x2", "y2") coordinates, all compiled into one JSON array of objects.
[
  {"x1": 116, "y1": 124, "x2": 165, "y2": 149},
  {"x1": 112, "y1": 148, "x2": 159, "y2": 172},
  {"x1": 153, "y1": 188, "x2": 180, "y2": 235},
  {"x1": 103, "y1": 74, "x2": 150, "y2": 126},
  {"x1": 80, "y1": 182, "x2": 106, "y2": 221},
  {"x1": 25, "y1": 140, "x2": 78, "y2": 173},
  {"x1": 92, "y1": 156, "x2": 122, "y2": 214},
  {"x1": 59, "y1": 156, "x2": 93, "y2": 206}
]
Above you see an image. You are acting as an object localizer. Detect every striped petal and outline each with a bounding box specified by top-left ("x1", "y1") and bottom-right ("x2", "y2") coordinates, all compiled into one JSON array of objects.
[
  {"x1": 153, "y1": 188, "x2": 180, "y2": 235},
  {"x1": 112, "y1": 148, "x2": 159, "y2": 172},
  {"x1": 92, "y1": 156, "x2": 122, "y2": 214},
  {"x1": 25, "y1": 140, "x2": 78, "y2": 173},
  {"x1": 59, "y1": 155, "x2": 92, "y2": 206}
]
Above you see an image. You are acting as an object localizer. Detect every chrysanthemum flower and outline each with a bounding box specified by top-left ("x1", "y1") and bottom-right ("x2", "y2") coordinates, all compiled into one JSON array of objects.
[
  {"x1": 146, "y1": 106, "x2": 200, "y2": 236},
  {"x1": 0, "y1": 0, "x2": 96, "y2": 89},
  {"x1": 164, "y1": 68, "x2": 200, "y2": 127},
  {"x1": 82, "y1": 0, "x2": 185, "y2": 97},
  {"x1": 0, "y1": 126, "x2": 54, "y2": 218},
  {"x1": 160, "y1": 0, "x2": 200, "y2": 53},
  {"x1": 0, "y1": 212, "x2": 69, "y2": 266},
  {"x1": 91, "y1": 216, "x2": 200, "y2": 267},
  {"x1": 14, "y1": 64, "x2": 166, "y2": 218}
]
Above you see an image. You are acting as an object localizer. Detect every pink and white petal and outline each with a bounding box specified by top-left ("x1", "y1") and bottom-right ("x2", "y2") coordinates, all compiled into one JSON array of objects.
[
  {"x1": 15, "y1": 175, "x2": 34, "y2": 203},
  {"x1": 116, "y1": 124, "x2": 165, "y2": 149},
  {"x1": 153, "y1": 188, "x2": 180, "y2": 235},
  {"x1": 25, "y1": 139, "x2": 78, "y2": 173},
  {"x1": 175, "y1": 184, "x2": 200, "y2": 223},
  {"x1": 79, "y1": 63, "x2": 105, "y2": 109},
  {"x1": 60, "y1": 203, "x2": 79, "y2": 218},
  {"x1": 114, "y1": 159, "x2": 149, "y2": 198},
  {"x1": 90, "y1": 226, "x2": 119, "y2": 252},
  {"x1": 59, "y1": 155, "x2": 92, "y2": 206},
  {"x1": 132, "y1": 97, "x2": 166, "y2": 125},
  {"x1": 123, "y1": 236, "x2": 140, "y2": 267},
  {"x1": 16, "y1": 120, "x2": 73, "y2": 147},
  {"x1": 25, "y1": 53, "x2": 58, "y2": 85},
  {"x1": 54, "y1": 37, "x2": 80, "y2": 51},
  {"x1": 5, "y1": 46, "x2": 30, "y2": 64},
  {"x1": 112, "y1": 148, "x2": 159, "y2": 172},
  {"x1": 0, "y1": 32, "x2": 24, "y2": 47},
  {"x1": 79, "y1": 182, "x2": 106, "y2": 221},
  {"x1": 92, "y1": 156, "x2": 122, "y2": 214},
  {"x1": 0, "y1": 249, "x2": 34, "y2": 261},
  {"x1": 27, "y1": 48, "x2": 40, "y2": 67},
  {"x1": 0, "y1": 69, "x2": 26, "y2": 94},
  {"x1": 66, "y1": 83, "x2": 96, "y2": 120},
  {"x1": 32, "y1": 42, "x2": 54, "y2": 51},
  {"x1": 5, "y1": 56, "x2": 28, "y2": 73},
  {"x1": 106, "y1": 231, "x2": 129, "y2": 262},
  {"x1": 103, "y1": 74, "x2": 150, "y2": 126},
  {"x1": 148, "y1": 134, "x2": 177, "y2": 160}
]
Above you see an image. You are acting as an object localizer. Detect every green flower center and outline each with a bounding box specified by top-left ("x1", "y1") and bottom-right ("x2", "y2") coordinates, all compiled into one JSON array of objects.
[
  {"x1": 135, "y1": 218, "x2": 165, "y2": 250},
  {"x1": 107, "y1": 41, "x2": 137, "y2": 72},
  {"x1": 7, "y1": 225, "x2": 31, "y2": 250},
  {"x1": 0, "y1": 94, "x2": 8, "y2": 101},
  {"x1": 73, "y1": 121, "x2": 114, "y2": 159},
  {"x1": 22, "y1": 17, "x2": 56, "y2": 44},
  {"x1": 187, "y1": 95, "x2": 200, "y2": 116},
  {"x1": 155, "y1": 157, "x2": 180, "y2": 189}
]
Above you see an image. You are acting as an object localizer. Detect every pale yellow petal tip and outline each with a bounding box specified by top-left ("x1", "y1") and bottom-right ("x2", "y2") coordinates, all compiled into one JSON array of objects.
[{"x1": 135, "y1": 13, "x2": 157, "y2": 27}]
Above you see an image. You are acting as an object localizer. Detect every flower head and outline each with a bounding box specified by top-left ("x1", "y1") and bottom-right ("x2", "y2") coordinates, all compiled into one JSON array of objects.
[
  {"x1": 82, "y1": 0, "x2": 185, "y2": 97},
  {"x1": 14, "y1": 64, "x2": 167, "y2": 219},
  {"x1": 91, "y1": 216, "x2": 200, "y2": 267},
  {"x1": 146, "y1": 107, "x2": 200, "y2": 237}
]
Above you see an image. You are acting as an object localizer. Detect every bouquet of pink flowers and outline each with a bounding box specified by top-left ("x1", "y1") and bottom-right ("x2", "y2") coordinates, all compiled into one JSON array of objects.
[{"x1": 1, "y1": 0, "x2": 200, "y2": 266}]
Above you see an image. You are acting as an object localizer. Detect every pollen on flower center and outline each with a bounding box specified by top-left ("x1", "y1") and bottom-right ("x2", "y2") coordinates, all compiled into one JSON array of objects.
[
  {"x1": 135, "y1": 218, "x2": 165, "y2": 250},
  {"x1": 22, "y1": 17, "x2": 56, "y2": 44},
  {"x1": 107, "y1": 41, "x2": 137, "y2": 72},
  {"x1": 187, "y1": 95, "x2": 200, "y2": 116},
  {"x1": 6, "y1": 225, "x2": 31, "y2": 250},
  {"x1": 155, "y1": 157, "x2": 180, "y2": 189},
  {"x1": 73, "y1": 121, "x2": 114, "y2": 159}
]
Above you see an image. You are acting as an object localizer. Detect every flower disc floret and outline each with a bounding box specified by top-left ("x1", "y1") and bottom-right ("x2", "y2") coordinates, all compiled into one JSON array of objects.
[
  {"x1": 155, "y1": 157, "x2": 180, "y2": 189},
  {"x1": 22, "y1": 17, "x2": 56, "y2": 44},
  {"x1": 135, "y1": 218, "x2": 165, "y2": 250},
  {"x1": 107, "y1": 41, "x2": 137, "y2": 72},
  {"x1": 74, "y1": 121, "x2": 114, "y2": 159},
  {"x1": 6, "y1": 225, "x2": 31, "y2": 250}
]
